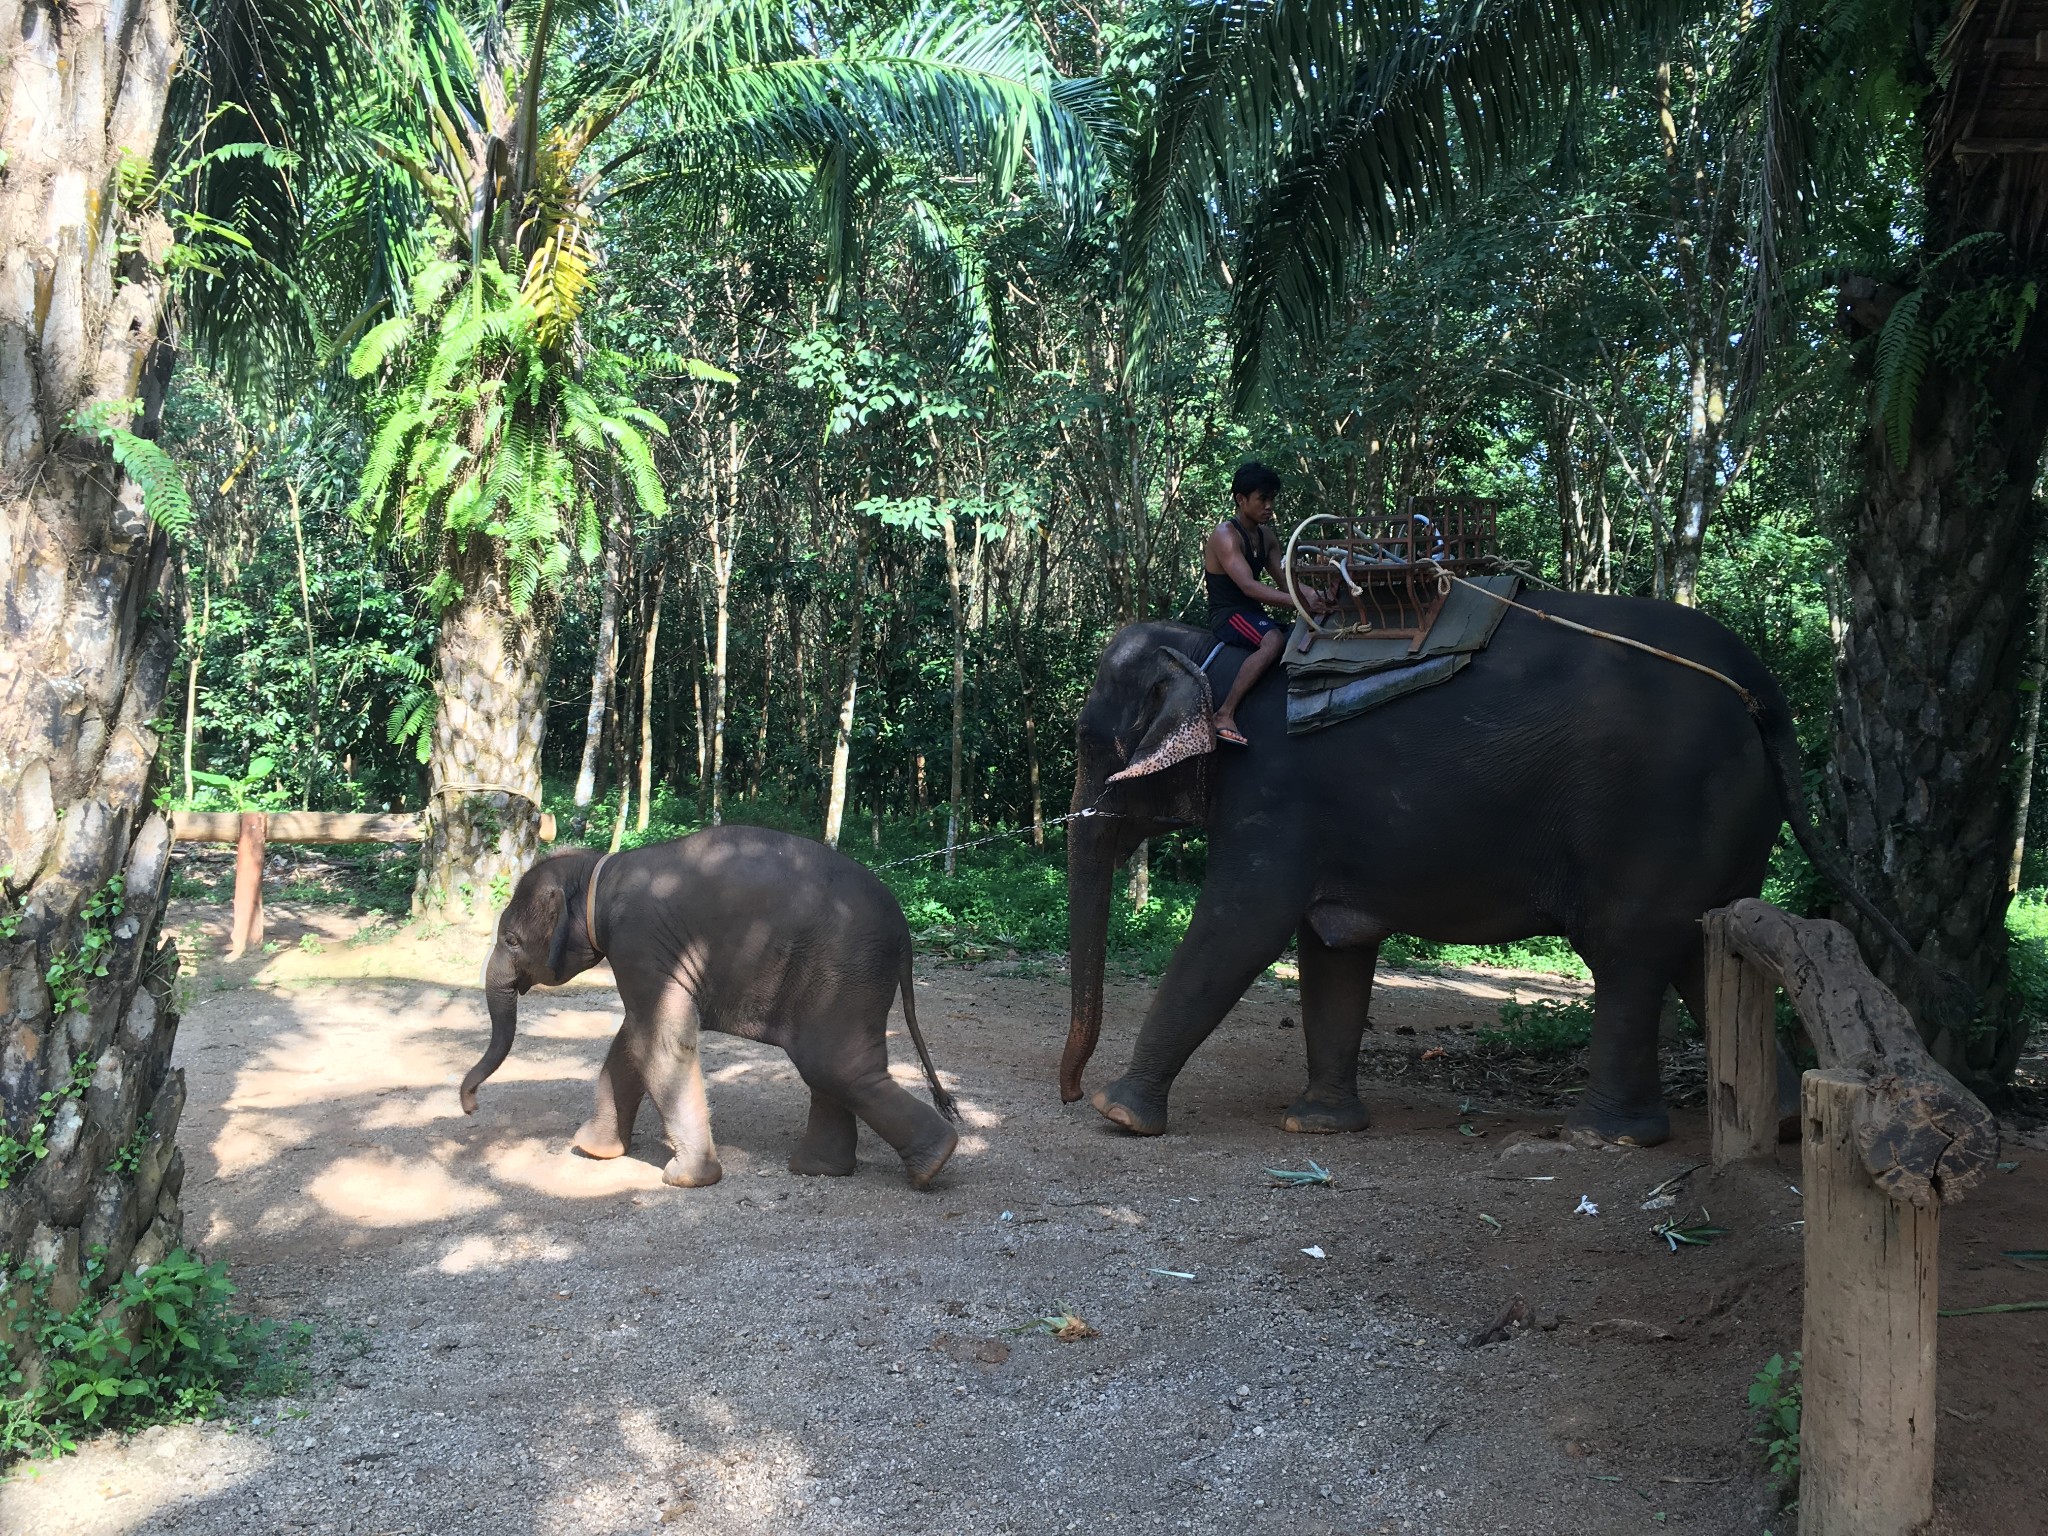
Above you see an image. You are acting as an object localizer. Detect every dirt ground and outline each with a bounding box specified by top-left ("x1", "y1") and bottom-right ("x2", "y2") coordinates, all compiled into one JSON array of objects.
[{"x1": 3, "y1": 891, "x2": 2045, "y2": 1536}]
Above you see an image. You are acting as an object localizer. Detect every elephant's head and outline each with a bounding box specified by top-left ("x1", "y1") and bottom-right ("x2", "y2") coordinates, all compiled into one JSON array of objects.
[
  {"x1": 1062, "y1": 624, "x2": 1216, "y2": 1102},
  {"x1": 461, "y1": 848, "x2": 604, "y2": 1115}
]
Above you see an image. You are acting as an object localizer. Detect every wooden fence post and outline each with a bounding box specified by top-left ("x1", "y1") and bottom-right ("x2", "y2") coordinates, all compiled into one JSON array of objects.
[
  {"x1": 1704, "y1": 908, "x2": 1779, "y2": 1166},
  {"x1": 227, "y1": 812, "x2": 266, "y2": 960},
  {"x1": 1799, "y1": 1067, "x2": 1939, "y2": 1536}
]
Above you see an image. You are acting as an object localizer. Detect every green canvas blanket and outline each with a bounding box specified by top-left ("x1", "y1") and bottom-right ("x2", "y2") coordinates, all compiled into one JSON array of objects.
[{"x1": 1282, "y1": 573, "x2": 1519, "y2": 734}]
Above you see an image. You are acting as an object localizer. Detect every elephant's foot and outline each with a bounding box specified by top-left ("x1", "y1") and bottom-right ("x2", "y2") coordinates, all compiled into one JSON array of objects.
[
  {"x1": 1566, "y1": 1094, "x2": 1670, "y2": 1148},
  {"x1": 789, "y1": 1145, "x2": 857, "y2": 1177},
  {"x1": 1090, "y1": 1077, "x2": 1169, "y2": 1137},
  {"x1": 570, "y1": 1122, "x2": 629, "y2": 1160},
  {"x1": 1281, "y1": 1092, "x2": 1371, "y2": 1134},
  {"x1": 901, "y1": 1123, "x2": 959, "y2": 1191},
  {"x1": 661, "y1": 1152, "x2": 724, "y2": 1188}
]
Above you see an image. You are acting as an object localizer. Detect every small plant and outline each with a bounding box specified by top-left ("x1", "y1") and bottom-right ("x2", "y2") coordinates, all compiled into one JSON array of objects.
[
  {"x1": 0, "y1": 1056, "x2": 97, "y2": 1190},
  {"x1": 189, "y1": 755, "x2": 276, "y2": 812},
  {"x1": 1478, "y1": 995, "x2": 1596, "y2": 1058},
  {"x1": 44, "y1": 873, "x2": 127, "y2": 1018},
  {"x1": 0, "y1": 1248, "x2": 308, "y2": 1459},
  {"x1": 1748, "y1": 1351, "x2": 1802, "y2": 1498}
]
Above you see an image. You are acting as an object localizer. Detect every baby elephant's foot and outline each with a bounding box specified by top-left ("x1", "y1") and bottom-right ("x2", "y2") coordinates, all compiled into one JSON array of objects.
[
  {"x1": 791, "y1": 1096, "x2": 858, "y2": 1176},
  {"x1": 789, "y1": 1146, "x2": 857, "y2": 1177},
  {"x1": 662, "y1": 1152, "x2": 723, "y2": 1188},
  {"x1": 1281, "y1": 1092, "x2": 1371, "y2": 1134},
  {"x1": 570, "y1": 1122, "x2": 629, "y2": 1160},
  {"x1": 901, "y1": 1123, "x2": 959, "y2": 1190}
]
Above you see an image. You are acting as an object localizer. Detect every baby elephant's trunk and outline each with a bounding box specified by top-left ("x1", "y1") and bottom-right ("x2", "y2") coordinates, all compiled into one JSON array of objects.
[
  {"x1": 462, "y1": 944, "x2": 521, "y2": 1114},
  {"x1": 898, "y1": 946, "x2": 958, "y2": 1121}
]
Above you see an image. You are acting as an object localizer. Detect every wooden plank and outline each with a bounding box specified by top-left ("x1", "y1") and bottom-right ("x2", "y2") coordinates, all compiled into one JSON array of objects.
[
  {"x1": 1799, "y1": 1068, "x2": 1939, "y2": 1536},
  {"x1": 1717, "y1": 898, "x2": 1997, "y2": 1206},
  {"x1": 172, "y1": 811, "x2": 425, "y2": 844},
  {"x1": 1704, "y1": 909, "x2": 1779, "y2": 1165},
  {"x1": 228, "y1": 812, "x2": 266, "y2": 961}
]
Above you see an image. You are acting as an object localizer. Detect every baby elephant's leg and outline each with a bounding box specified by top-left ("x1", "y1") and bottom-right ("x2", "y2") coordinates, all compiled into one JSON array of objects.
[
  {"x1": 572, "y1": 1028, "x2": 647, "y2": 1160},
  {"x1": 793, "y1": 1030, "x2": 956, "y2": 1189},
  {"x1": 788, "y1": 1085, "x2": 859, "y2": 1177},
  {"x1": 637, "y1": 986, "x2": 722, "y2": 1187}
]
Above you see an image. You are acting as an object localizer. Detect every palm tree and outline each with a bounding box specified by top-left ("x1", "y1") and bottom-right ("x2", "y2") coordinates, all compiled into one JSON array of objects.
[
  {"x1": 338, "y1": 0, "x2": 1112, "y2": 914},
  {"x1": 1124, "y1": 0, "x2": 2048, "y2": 1081}
]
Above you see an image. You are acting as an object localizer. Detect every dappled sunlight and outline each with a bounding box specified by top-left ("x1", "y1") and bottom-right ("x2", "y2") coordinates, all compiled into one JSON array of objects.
[
  {"x1": 209, "y1": 1110, "x2": 313, "y2": 1178},
  {"x1": 306, "y1": 1149, "x2": 498, "y2": 1226},
  {"x1": 483, "y1": 1135, "x2": 670, "y2": 1197},
  {"x1": 434, "y1": 1226, "x2": 581, "y2": 1275},
  {"x1": 0, "y1": 1422, "x2": 271, "y2": 1536}
]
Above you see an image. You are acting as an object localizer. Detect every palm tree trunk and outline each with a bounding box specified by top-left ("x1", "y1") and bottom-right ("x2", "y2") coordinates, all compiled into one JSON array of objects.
[
  {"x1": 636, "y1": 558, "x2": 666, "y2": 832},
  {"x1": 414, "y1": 536, "x2": 549, "y2": 920},
  {"x1": 1827, "y1": 320, "x2": 2048, "y2": 1084},
  {"x1": 0, "y1": 0, "x2": 190, "y2": 1342},
  {"x1": 572, "y1": 508, "x2": 626, "y2": 831}
]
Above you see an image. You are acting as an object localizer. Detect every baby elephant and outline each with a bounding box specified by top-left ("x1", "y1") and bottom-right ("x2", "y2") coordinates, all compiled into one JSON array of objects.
[{"x1": 463, "y1": 825, "x2": 959, "y2": 1189}]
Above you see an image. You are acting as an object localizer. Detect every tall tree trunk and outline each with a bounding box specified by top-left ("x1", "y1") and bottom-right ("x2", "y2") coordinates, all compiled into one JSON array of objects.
[
  {"x1": 707, "y1": 421, "x2": 740, "y2": 825},
  {"x1": 182, "y1": 572, "x2": 210, "y2": 802},
  {"x1": 571, "y1": 508, "x2": 626, "y2": 831},
  {"x1": 286, "y1": 485, "x2": 321, "y2": 809},
  {"x1": 0, "y1": 0, "x2": 191, "y2": 1353},
  {"x1": 414, "y1": 537, "x2": 549, "y2": 921},
  {"x1": 636, "y1": 558, "x2": 666, "y2": 833},
  {"x1": 822, "y1": 530, "x2": 868, "y2": 848},
  {"x1": 942, "y1": 515, "x2": 966, "y2": 874},
  {"x1": 751, "y1": 625, "x2": 773, "y2": 798},
  {"x1": 1827, "y1": 316, "x2": 2048, "y2": 1084},
  {"x1": 2011, "y1": 579, "x2": 2048, "y2": 894}
]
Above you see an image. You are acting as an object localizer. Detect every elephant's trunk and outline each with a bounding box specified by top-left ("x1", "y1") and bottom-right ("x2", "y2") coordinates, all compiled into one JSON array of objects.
[
  {"x1": 1060, "y1": 807, "x2": 1118, "y2": 1103},
  {"x1": 462, "y1": 945, "x2": 521, "y2": 1115}
]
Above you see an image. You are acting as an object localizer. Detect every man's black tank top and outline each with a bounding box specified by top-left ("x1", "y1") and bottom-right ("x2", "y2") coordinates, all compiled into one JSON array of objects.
[{"x1": 1205, "y1": 517, "x2": 1274, "y2": 621}]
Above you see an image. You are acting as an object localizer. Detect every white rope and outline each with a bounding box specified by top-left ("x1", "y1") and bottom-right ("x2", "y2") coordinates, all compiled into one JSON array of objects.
[{"x1": 866, "y1": 807, "x2": 1111, "y2": 871}]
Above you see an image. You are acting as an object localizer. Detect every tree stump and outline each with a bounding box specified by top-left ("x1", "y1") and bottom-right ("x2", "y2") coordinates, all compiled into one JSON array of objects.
[
  {"x1": 1799, "y1": 1068, "x2": 1938, "y2": 1536},
  {"x1": 1704, "y1": 909, "x2": 1778, "y2": 1165}
]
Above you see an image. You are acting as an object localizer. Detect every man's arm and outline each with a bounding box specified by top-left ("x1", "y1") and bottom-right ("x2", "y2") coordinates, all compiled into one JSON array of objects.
[{"x1": 1209, "y1": 524, "x2": 1295, "y2": 609}]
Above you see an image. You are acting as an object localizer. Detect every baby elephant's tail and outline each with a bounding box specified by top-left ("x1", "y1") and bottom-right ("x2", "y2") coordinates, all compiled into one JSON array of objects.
[{"x1": 898, "y1": 944, "x2": 959, "y2": 1121}]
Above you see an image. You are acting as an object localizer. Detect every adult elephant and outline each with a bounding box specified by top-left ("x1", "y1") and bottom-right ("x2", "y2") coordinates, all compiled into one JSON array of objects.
[{"x1": 1060, "y1": 595, "x2": 1939, "y2": 1146}]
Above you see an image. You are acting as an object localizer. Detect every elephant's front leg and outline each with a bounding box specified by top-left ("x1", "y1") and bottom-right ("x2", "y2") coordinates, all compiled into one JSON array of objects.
[
  {"x1": 1283, "y1": 928, "x2": 1376, "y2": 1133},
  {"x1": 571, "y1": 1028, "x2": 647, "y2": 1159},
  {"x1": 1094, "y1": 890, "x2": 1303, "y2": 1136},
  {"x1": 634, "y1": 985, "x2": 723, "y2": 1187}
]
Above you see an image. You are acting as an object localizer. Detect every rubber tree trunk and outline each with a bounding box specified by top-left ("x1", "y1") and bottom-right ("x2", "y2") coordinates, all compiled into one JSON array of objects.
[
  {"x1": 571, "y1": 508, "x2": 626, "y2": 833},
  {"x1": 822, "y1": 529, "x2": 868, "y2": 848},
  {"x1": 1827, "y1": 315, "x2": 2048, "y2": 1085},
  {"x1": 942, "y1": 515, "x2": 965, "y2": 875},
  {"x1": 0, "y1": 0, "x2": 191, "y2": 1353},
  {"x1": 707, "y1": 438, "x2": 736, "y2": 826},
  {"x1": 636, "y1": 558, "x2": 665, "y2": 832},
  {"x1": 414, "y1": 536, "x2": 549, "y2": 921}
]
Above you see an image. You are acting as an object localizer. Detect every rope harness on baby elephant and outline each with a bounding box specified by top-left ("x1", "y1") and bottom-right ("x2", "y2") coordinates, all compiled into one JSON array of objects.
[{"x1": 584, "y1": 852, "x2": 613, "y2": 958}]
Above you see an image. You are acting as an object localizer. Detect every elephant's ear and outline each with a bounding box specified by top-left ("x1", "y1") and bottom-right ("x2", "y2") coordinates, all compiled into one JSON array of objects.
[
  {"x1": 1108, "y1": 648, "x2": 1215, "y2": 784},
  {"x1": 538, "y1": 882, "x2": 572, "y2": 976}
]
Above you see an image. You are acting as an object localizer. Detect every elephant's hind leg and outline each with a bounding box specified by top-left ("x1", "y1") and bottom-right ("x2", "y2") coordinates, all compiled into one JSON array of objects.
[
  {"x1": 1283, "y1": 929, "x2": 1376, "y2": 1134},
  {"x1": 791, "y1": 1028, "x2": 956, "y2": 1189},
  {"x1": 789, "y1": 1091, "x2": 859, "y2": 1177},
  {"x1": 571, "y1": 1029, "x2": 647, "y2": 1160},
  {"x1": 1569, "y1": 933, "x2": 1684, "y2": 1146}
]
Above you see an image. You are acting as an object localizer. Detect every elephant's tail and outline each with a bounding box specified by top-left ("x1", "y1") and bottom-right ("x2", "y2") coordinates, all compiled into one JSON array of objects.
[
  {"x1": 1749, "y1": 677, "x2": 1976, "y2": 1030},
  {"x1": 898, "y1": 942, "x2": 960, "y2": 1121}
]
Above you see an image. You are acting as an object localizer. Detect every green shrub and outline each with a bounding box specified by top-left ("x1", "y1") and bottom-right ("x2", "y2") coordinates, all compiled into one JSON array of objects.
[
  {"x1": 1478, "y1": 996, "x2": 1597, "y2": 1058},
  {"x1": 1747, "y1": 1351, "x2": 1802, "y2": 1498},
  {"x1": 1, "y1": 1249, "x2": 307, "y2": 1460}
]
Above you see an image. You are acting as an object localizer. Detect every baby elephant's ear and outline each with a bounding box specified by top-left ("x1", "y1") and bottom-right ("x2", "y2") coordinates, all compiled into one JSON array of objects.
[
  {"x1": 1109, "y1": 647, "x2": 1215, "y2": 783},
  {"x1": 539, "y1": 881, "x2": 572, "y2": 975}
]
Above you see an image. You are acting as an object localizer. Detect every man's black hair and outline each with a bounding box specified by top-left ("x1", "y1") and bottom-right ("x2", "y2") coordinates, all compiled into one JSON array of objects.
[{"x1": 1231, "y1": 462, "x2": 1283, "y2": 500}]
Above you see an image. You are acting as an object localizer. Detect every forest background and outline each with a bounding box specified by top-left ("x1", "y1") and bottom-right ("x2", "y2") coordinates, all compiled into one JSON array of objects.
[{"x1": 148, "y1": 0, "x2": 2048, "y2": 1080}]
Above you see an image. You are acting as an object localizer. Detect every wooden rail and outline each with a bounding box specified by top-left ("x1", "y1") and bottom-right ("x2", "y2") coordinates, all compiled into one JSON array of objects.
[
  {"x1": 1704, "y1": 900, "x2": 1998, "y2": 1536},
  {"x1": 171, "y1": 809, "x2": 555, "y2": 957}
]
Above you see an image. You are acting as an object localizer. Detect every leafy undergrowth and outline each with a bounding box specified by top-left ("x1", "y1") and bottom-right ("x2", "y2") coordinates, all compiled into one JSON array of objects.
[
  {"x1": 2, "y1": 1250, "x2": 308, "y2": 1462},
  {"x1": 1477, "y1": 996, "x2": 1598, "y2": 1058}
]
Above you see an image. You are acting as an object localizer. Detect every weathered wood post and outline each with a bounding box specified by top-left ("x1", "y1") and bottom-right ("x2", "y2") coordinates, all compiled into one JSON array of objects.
[
  {"x1": 1799, "y1": 1068, "x2": 1939, "y2": 1536},
  {"x1": 1703, "y1": 908, "x2": 1778, "y2": 1165},
  {"x1": 228, "y1": 812, "x2": 266, "y2": 960},
  {"x1": 1703, "y1": 898, "x2": 1998, "y2": 1536}
]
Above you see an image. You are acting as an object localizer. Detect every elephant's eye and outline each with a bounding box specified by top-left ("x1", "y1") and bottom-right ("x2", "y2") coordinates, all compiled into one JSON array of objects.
[{"x1": 505, "y1": 933, "x2": 522, "y2": 948}]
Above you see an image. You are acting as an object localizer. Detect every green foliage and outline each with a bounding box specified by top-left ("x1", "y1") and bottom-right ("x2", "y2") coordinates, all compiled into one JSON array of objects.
[
  {"x1": 43, "y1": 875, "x2": 127, "y2": 1020},
  {"x1": 70, "y1": 401, "x2": 194, "y2": 535},
  {"x1": 0, "y1": 1057, "x2": 95, "y2": 1192},
  {"x1": 1747, "y1": 1351, "x2": 1802, "y2": 1498},
  {"x1": 189, "y1": 756, "x2": 276, "y2": 813},
  {"x1": 1478, "y1": 996, "x2": 1598, "y2": 1058},
  {"x1": 2006, "y1": 890, "x2": 2048, "y2": 1029},
  {"x1": 1, "y1": 1249, "x2": 309, "y2": 1460}
]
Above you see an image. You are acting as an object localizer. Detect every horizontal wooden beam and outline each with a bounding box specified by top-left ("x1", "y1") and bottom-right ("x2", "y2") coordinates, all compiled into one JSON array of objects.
[{"x1": 172, "y1": 811, "x2": 425, "y2": 844}]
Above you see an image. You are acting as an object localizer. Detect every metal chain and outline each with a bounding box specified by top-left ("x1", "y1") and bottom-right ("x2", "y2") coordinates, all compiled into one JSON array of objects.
[{"x1": 866, "y1": 807, "x2": 1109, "y2": 871}]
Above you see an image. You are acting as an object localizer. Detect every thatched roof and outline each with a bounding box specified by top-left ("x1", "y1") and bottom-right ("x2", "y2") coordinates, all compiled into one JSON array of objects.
[{"x1": 1937, "y1": 0, "x2": 2048, "y2": 250}]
